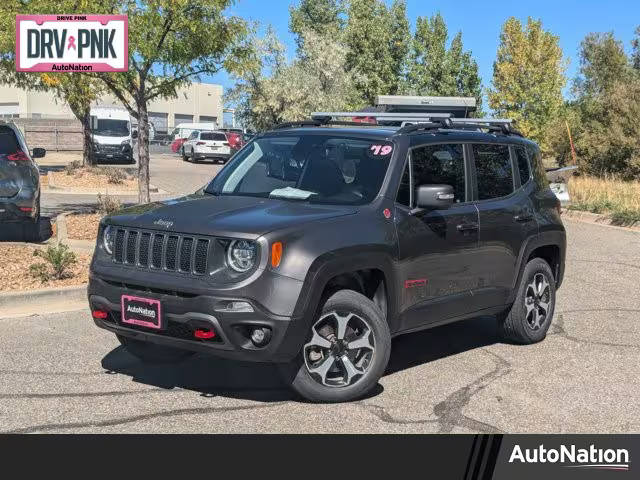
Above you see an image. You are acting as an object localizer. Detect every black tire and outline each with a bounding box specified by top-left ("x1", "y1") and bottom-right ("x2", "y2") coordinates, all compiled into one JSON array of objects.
[
  {"x1": 190, "y1": 149, "x2": 196, "y2": 163},
  {"x1": 281, "y1": 289, "x2": 391, "y2": 403},
  {"x1": 117, "y1": 334, "x2": 194, "y2": 364},
  {"x1": 182, "y1": 148, "x2": 188, "y2": 162},
  {"x1": 498, "y1": 258, "x2": 556, "y2": 344}
]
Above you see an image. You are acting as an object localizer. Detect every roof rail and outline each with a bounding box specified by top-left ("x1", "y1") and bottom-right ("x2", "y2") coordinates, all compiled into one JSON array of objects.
[{"x1": 310, "y1": 111, "x2": 452, "y2": 123}]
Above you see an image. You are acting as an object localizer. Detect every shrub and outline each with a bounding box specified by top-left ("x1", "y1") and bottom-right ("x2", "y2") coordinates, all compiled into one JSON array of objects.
[
  {"x1": 29, "y1": 243, "x2": 77, "y2": 282},
  {"x1": 97, "y1": 193, "x2": 122, "y2": 215},
  {"x1": 105, "y1": 167, "x2": 127, "y2": 185},
  {"x1": 65, "y1": 160, "x2": 82, "y2": 176}
]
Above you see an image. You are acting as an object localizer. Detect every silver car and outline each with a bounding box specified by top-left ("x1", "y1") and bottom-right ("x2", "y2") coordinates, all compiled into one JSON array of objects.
[{"x1": 0, "y1": 121, "x2": 45, "y2": 229}]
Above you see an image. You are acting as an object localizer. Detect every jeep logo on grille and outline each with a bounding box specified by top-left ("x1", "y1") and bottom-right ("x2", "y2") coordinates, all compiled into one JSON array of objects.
[{"x1": 153, "y1": 219, "x2": 174, "y2": 229}]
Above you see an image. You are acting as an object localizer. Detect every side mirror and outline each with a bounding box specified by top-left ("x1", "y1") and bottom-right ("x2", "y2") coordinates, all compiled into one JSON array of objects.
[
  {"x1": 32, "y1": 147, "x2": 46, "y2": 158},
  {"x1": 416, "y1": 184, "x2": 455, "y2": 210},
  {"x1": 131, "y1": 130, "x2": 138, "y2": 139}
]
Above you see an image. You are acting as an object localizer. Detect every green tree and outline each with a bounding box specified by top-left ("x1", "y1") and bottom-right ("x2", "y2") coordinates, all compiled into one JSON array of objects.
[
  {"x1": 631, "y1": 26, "x2": 640, "y2": 71},
  {"x1": 488, "y1": 17, "x2": 567, "y2": 151},
  {"x1": 574, "y1": 32, "x2": 631, "y2": 97},
  {"x1": 344, "y1": 0, "x2": 394, "y2": 105},
  {"x1": 406, "y1": 13, "x2": 483, "y2": 112},
  {"x1": 289, "y1": 0, "x2": 344, "y2": 52},
  {"x1": 95, "y1": 0, "x2": 250, "y2": 203},
  {"x1": 387, "y1": 0, "x2": 410, "y2": 95},
  {"x1": 227, "y1": 28, "x2": 356, "y2": 130}
]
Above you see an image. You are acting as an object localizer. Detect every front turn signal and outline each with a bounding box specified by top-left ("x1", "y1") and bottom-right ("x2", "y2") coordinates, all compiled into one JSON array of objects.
[{"x1": 271, "y1": 241, "x2": 283, "y2": 268}]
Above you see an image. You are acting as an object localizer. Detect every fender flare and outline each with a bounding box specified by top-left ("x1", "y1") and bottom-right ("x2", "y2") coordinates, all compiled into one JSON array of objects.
[
  {"x1": 292, "y1": 246, "x2": 400, "y2": 333},
  {"x1": 507, "y1": 230, "x2": 566, "y2": 304}
]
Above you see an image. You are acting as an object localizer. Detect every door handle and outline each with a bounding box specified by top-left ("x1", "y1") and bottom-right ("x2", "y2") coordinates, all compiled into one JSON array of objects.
[
  {"x1": 514, "y1": 213, "x2": 534, "y2": 222},
  {"x1": 456, "y1": 223, "x2": 478, "y2": 232}
]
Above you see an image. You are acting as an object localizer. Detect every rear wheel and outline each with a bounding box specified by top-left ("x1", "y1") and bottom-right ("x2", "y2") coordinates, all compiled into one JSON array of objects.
[
  {"x1": 117, "y1": 334, "x2": 193, "y2": 364},
  {"x1": 281, "y1": 290, "x2": 390, "y2": 403},
  {"x1": 498, "y1": 258, "x2": 556, "y2": 344}
]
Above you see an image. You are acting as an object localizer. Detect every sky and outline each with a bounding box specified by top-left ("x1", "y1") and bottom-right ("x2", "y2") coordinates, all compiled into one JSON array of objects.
[{"x1": 205, "y1": 0, "x2": 640, "y2": 101}]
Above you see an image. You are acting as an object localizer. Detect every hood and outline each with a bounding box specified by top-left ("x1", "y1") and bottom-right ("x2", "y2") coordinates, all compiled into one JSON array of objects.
[
  {"x1": 93, "y1": 134, "x2": 129, "y2": 145},
  {"x1": 106, "y1": 193, "x2": 357, "y2": 238}
]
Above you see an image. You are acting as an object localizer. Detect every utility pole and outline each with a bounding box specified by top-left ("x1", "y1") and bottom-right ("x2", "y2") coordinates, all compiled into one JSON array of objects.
[{"x1": 565, "y1": 120, "x2": 577, "y2": 165}]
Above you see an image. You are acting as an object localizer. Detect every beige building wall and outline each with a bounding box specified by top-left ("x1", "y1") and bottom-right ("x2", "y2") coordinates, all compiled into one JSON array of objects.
[{"x1": 0, "y1": 81, "x2": 224, "y2": 132}]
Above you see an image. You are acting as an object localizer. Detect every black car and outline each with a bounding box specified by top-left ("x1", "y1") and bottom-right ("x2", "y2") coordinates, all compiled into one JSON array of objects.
[
  {"x1": 88, "y1": 114, "x2": 566, "y2": 403},
  {"x1": 0, "y1": 121, "x2": 46, "y2": 239}
]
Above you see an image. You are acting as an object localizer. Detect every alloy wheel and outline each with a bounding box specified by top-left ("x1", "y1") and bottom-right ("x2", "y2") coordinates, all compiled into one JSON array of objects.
[
  {"x1": 524, "y1": 273, "x2": 551, "y2": 330},
  {"x1": 303, "y1": 311, "x2": 375, "y2": 387}
]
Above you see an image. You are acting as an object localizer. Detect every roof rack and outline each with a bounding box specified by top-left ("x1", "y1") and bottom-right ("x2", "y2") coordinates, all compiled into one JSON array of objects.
[{"x1": 311, "y1": 112, "x2": 452, "y2": 123}]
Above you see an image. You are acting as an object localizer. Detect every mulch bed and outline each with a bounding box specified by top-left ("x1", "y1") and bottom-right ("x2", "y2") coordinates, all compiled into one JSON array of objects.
[
  {"x1": 0, "y1": 244, "x2": 91, "y2": 292},
  {"x1": 51, "y1": 167, "x2": 137, "y2": 190},
  {"x1": 65, "y1": 213, "x2": 103, "y2": 241}
]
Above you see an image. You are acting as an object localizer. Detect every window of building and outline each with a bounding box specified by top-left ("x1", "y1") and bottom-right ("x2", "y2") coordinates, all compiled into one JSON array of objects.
[
  {"x1": 472, "y1": 144, "x2": 514, "y2": 200},
  {"x1": 412, "y1": 144, "x2": 466, "y2": 203}
]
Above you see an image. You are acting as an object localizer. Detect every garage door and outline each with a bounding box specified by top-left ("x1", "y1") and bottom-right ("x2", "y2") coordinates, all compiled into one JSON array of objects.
[
  {"x1": 174, "y1": 113, "x2": 194, "y2": 126},
  {"x1": 148, "y1": 112, "x2": 168, "y2": 134}
]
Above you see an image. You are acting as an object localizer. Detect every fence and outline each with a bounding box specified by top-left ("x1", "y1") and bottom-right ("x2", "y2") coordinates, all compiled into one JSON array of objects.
[{"x1": 13, "y1": 118, "x2": 83, "y2": 151}]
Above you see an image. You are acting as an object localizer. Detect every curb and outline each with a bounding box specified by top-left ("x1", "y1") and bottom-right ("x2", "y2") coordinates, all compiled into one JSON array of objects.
[
  {"x1": 0, "y1": 285, "x2": 87, "y2": 318},
  {"x1": 562, "y1": 208, "x2": 640, "y2": 232}
]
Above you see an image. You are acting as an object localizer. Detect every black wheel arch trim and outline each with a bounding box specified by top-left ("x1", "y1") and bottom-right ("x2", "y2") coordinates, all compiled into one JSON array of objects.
[
  {"x1": 292, "y1": 247, "x2": 400, "y2": 334},
  {"x1": 508, "y1": 230, "x2": 566, "y2": 304}
]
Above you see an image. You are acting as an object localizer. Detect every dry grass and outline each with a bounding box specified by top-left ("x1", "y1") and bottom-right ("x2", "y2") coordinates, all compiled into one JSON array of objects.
[
  {"x1": 0, "y1": 244, "x2": 91, "y2": 292},
  {"x1": 568, "y1": 175, "x2": 640, "y2": 226}
]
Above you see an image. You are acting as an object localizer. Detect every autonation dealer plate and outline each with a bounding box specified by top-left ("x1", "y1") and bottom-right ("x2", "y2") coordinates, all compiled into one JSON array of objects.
[
  {"x1": 121, "y1": 295, "x2": 163, "y2": 330},
  {"x1": 16, "y1": 14, "x2": 128, "y2": 72}
]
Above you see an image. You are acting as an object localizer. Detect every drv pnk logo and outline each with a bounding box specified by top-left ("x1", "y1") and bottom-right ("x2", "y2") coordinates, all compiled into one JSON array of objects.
[{"x1": 16, "y1": 15, "x2": 128, "y2": 72}]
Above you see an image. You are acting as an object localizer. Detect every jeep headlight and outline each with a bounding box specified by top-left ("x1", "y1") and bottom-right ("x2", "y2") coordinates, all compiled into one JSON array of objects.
[
  {"x1": 103, "y1": 225, "x2": 115, "y2": 255},
  {"x1": 226, "y1": 240, "x2": 257, "y2": 273}
]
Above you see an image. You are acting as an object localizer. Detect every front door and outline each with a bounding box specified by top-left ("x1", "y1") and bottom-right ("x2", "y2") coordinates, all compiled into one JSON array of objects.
[{"x1": 394, "y1": 142, "x2": 480, "y2": 331}]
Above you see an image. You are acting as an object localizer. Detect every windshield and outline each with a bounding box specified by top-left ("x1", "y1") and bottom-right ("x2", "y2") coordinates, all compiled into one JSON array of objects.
[
  {"x1": 92, "y1": 119, "x2": 129, "y2": 137},
  {"x1": 205, "y1": 134, "x2": 395, "y2": 205}
]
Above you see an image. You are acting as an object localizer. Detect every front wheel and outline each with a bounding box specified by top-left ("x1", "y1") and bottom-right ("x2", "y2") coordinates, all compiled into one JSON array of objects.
[
  {"x1": 498, "y1": 258, "x2": 556, "y2": 344},
  {"x1": 281, "y1": 290, "x2": 390, "y2": 403},
  {"x1": 117, "y1": 334, "x2": 194, "y2": 364}
]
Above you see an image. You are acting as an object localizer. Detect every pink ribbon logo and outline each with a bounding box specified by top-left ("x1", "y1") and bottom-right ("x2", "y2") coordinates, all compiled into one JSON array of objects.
[{"x1": 67, "y1": 35, "x2": 76, "y2": 50}]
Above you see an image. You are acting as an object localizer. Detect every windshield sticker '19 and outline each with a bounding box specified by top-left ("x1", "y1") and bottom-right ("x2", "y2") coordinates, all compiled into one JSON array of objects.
[{"x1": 370, "y1": 144, "x2": 392, "y2": 156}]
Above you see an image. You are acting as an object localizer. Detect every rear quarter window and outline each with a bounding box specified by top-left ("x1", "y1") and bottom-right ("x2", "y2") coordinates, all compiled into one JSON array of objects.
[{"x1": 0, "y1": 126, "x2": 22, "y2": 155}]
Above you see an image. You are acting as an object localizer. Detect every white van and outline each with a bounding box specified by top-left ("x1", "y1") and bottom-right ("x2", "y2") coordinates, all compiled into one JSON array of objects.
[{"x1": 90, "y1": 107, "x2": 135, "y2": 164}]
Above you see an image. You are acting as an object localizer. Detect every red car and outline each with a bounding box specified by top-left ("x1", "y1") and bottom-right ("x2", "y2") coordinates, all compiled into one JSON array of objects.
[{"x1": 170, "y1": 137, "x2": 187, "y2": 154}]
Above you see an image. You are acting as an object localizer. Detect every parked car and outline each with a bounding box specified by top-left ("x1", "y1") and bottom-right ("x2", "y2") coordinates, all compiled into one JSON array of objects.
[
  {"x1": 89, "y1": 113, "x2": 566, "y2": 403},
  {"x1": 90, "y1": 107, "x2": 135, "y2": 164},
  {"x1": 0, "y1": 121, "x2": 46, "y2": 240},
  {"x1": 170, "y1": 122, "x2": 218, "y2": 155},
  {"x1": 181, "y1": 130, "x2": 232, "y2": 164}
]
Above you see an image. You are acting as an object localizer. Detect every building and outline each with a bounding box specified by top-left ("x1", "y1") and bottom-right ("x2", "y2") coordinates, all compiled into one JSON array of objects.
[{"x1": 0, "y1": 81, "x2": 224, "y2": 134}]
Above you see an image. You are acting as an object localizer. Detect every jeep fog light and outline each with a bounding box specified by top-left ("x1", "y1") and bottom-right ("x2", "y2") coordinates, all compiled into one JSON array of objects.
[
  {"x1": 250, "y1": 327, "x2": 271, "y2": 347},
  {"x1": 103, "y1": 225, "x2": 115, "y2": 254},
  {"x1": 227, "y1": 240, "x2": 257, "y2": 273}
]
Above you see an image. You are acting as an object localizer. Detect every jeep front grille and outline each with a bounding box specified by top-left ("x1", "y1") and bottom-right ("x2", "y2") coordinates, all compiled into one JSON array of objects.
[{"x1": 111, "y1": 228, "x2": 210, "y2": 275}]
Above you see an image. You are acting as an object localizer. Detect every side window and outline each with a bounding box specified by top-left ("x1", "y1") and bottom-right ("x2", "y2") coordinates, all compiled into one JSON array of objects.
[
  {"x1": 527, "y1": 145, "x2": 549, "y2": 189},
  {"x1": 396, "y1": 157, "x2": 411, "y2": 207},
  {"x1": 412, "y1": 144, "x2": 466, "y2": 203},
  {"x1": 514, "y1": 147, "x2": 531, "y2": 186},
  {"x1": 472, "y1": 144, "x2": 514, "y2": 200}
]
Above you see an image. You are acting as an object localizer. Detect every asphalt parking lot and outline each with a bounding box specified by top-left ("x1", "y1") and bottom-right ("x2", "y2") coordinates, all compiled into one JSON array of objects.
[{"x1": 1, "y1": 218, "x2": 638, "y2": 433}]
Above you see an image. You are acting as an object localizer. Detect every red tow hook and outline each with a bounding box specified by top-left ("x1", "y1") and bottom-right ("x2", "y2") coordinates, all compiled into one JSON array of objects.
[{"x1": 194, "y1": 328, "x2": 216, "y2": 339}]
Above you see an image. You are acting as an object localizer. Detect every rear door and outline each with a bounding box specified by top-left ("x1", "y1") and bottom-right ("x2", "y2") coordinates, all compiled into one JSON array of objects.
[
  {"x1": 0, "y1": 125, "x2": 28, "y2": 198},
  {"x1": 394, "y1": 142, "x2": 481, "y2": 331},
  {"x1": 470, "y1": 143, "x2": 538, "y2": 309}
]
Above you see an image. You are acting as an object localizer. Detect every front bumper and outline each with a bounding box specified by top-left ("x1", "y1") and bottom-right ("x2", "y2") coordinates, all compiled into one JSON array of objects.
[{"x1": 88, "y1": 274, "x2": 308, "y2": 363}]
